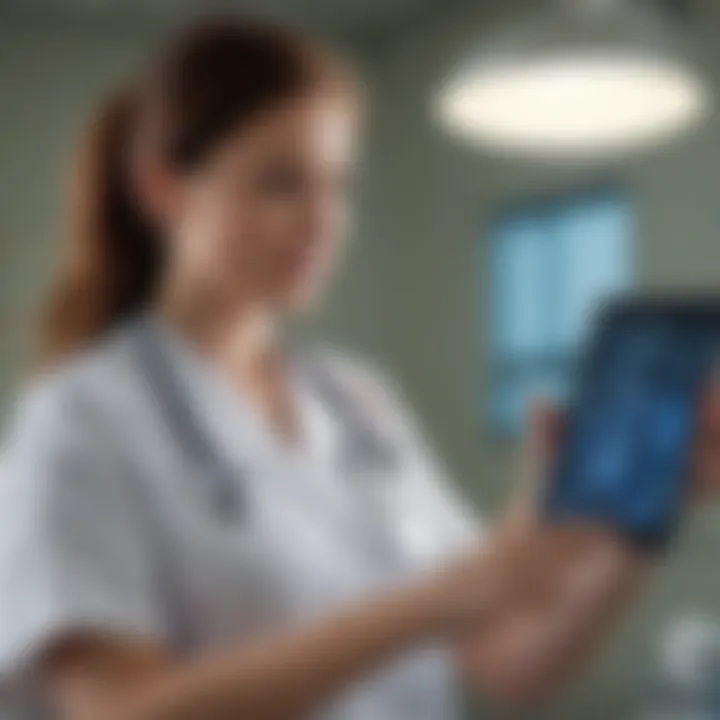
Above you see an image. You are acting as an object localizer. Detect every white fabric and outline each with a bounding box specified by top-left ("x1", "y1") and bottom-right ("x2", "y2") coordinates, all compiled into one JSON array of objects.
[{"x1": 0, "y1": 318, "x2": 481, "y2": 719}]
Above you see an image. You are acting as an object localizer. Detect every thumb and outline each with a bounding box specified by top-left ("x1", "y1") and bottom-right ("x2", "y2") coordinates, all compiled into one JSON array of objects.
[{"x1": 517, "y1": 399, "x2": 564, "y2": 510}]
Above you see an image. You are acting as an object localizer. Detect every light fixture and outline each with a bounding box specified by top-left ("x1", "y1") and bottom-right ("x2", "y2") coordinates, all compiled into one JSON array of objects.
[{"x1": 435, "y1": 0, "x2": 711, "y2": 160}]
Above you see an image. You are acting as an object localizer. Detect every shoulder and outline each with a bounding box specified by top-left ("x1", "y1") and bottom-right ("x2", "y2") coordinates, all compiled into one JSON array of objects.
[
  {"x1": 5, "y1": 328, "x2": 141, "y2": 453},
  {"x1": 0, "y1": 351, "x2": 116, "y2": 534},
  {"x1": 304, "y1": 343, "x2": 430, "y2": 452},
  {"x1": 309, "y1": 343, "x2": 404, "y2": 401},
  {"x1": 0, "y1": 330, "x2": 154, "y2": 528},
  {"x1": 307, "y1": 343, "x2": 410, "y2": 419}
]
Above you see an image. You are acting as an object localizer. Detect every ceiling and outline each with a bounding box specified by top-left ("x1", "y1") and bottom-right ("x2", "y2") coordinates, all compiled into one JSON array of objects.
[
  {"x1": 1, "y1": 0, "x2": 719, "y2": 44},
  {"x1": 0, "y1": 0, "x2": 461, "y2": 38}
]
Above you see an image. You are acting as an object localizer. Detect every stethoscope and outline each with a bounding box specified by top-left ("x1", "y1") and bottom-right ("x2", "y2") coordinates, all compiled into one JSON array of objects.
[{"x1": 131, "y1": 317, "x2": 400, "y2": 526}]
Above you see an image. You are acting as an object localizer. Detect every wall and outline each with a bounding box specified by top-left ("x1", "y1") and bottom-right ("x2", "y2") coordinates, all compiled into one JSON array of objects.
[{"x1": 342, "y1": 2, "x2": 720, "y2": 718}]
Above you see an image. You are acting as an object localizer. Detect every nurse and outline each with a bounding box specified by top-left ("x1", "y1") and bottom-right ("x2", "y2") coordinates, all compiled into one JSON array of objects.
[{"x1": 2, "y1": 16, "x2": 720, "y2": 720}]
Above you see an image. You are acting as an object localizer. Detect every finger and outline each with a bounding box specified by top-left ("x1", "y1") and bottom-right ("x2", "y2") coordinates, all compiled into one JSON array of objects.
[
  {"x1": 695, "y1": 378, "x2": 720, "y2": 451},
  {"x1": 517, "y1": 399, "x2": 565, "y2": 506},
  {"x1": 701, "y1": 379, "x2": 720, "y2": 436},
  {"x1": 690, "y1": 378, "x2": 720, "y2": 498},
  {"x1": 527, "y1": 399, "x2": 564, "y2": 469}
]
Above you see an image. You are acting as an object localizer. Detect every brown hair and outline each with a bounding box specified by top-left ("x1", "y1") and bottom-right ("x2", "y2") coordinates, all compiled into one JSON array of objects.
[{"x1": 39, "y1": 16, "x2": 353, "y2": 365}]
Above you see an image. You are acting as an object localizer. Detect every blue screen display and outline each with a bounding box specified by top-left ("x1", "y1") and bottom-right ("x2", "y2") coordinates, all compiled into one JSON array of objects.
[{"x1": 546, "y1": 303, "x2": 720, "y2": 548}]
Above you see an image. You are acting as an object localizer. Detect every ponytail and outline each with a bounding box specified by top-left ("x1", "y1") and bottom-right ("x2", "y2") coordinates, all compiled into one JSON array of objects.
[{"x1": 39, "y1": 86, "x2": 161, "y2": 365}]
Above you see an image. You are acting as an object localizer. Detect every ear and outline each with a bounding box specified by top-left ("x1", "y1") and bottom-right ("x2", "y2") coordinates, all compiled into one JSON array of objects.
[{"x1": 129, "y1": 151, "x2": 184, "y2": 231}]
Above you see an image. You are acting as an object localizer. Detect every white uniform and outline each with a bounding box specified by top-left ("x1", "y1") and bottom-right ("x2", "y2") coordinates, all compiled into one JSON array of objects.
[{"x1": 0, "y1": 315, "x2": 480, "y2": 719}]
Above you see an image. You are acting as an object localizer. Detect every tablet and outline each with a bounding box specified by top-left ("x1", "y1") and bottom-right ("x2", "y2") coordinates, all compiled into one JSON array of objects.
[{"x1": 545, "y1": 299, "x2": 720, "y2": 549}]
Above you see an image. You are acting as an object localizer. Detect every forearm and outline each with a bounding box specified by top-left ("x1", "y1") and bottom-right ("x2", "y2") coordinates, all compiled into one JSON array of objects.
[
  {"x1": 525, "y1": 533, "x2": 648, "y2": 695},
  {"x1": 93, "y1": 556, "x2": 497, "y2": 720},
  {"x1": 457, "y1": 528, "x2": 650, "y2": 705},
  {"x1": 51, "y1": 521, "x2": 643, "y2": 720},
  {"x1": 129, "y1": 583, "x2": 442, "y2": 720}
]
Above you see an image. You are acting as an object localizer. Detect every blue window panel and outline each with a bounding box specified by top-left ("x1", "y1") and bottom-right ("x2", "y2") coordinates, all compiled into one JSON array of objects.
[
  {"x1": 554, "y1": 194, "x2": 635, "y2": 351},
  {"x1": 491, "y1": 216, "x2": 553, "y2": 358},
  {"x1": 487, "y1": 190, "x2": 634, "y2": 435}
]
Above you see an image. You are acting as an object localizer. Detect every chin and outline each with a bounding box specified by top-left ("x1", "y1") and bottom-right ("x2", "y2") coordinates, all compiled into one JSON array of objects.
[
  {"x1": 275, "y1": 265, "x2": 332, "y2": 312},
  {"x1": 273, "y1": 281, "x2": 325, "y2": 316}
]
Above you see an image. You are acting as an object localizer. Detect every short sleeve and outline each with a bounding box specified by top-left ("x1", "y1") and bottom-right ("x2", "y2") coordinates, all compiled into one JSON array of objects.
[{"x1": 0, "y1": 373, "x2": 167, "y2": 679}]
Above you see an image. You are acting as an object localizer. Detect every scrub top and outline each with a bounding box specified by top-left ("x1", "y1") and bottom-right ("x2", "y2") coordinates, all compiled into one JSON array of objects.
[{"x1": 0, "y1": 316, "x2": 481, "y2": 719}]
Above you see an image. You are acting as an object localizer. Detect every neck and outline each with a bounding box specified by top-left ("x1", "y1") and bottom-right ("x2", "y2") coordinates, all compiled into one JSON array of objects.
[
  {"x1": 156, "y1": 275, "x2": 299, "y2": 445},
  {"x1": 157, "y1": 278, "x2": 280, "y2": 374}
]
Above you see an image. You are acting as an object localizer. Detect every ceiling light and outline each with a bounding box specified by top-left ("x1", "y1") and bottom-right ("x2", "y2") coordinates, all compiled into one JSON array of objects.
[{"x1": 435, "y1": 0, "x2": 711, "y2": 160}]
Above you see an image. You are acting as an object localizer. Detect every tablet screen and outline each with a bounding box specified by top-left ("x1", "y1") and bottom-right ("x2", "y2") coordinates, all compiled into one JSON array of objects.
[{"x1": 546, "y1": 302, "x2": 720, "y2": 548}]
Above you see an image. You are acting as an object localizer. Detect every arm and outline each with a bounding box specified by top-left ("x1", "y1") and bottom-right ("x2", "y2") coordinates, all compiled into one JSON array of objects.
[
  {"x1": 45, "y1": 515, "x2": 650, "y2": 720},
  {"x1": 46, "y1": 579, "x2": 449, "y2": 720},
  {"x1": 455, "y1": 523, "x2": 649, "y2": 707},
  {"x1": 43, "y1": 531, "x2": 556, "y2": 720},
  {"x1": 454, "y1": 401, "x2": 665, "y2": 707}
]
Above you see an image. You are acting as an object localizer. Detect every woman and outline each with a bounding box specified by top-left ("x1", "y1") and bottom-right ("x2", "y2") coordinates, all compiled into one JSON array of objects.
[{"x1": 0, "y1": 16, "x2": 718, "y2": 720}]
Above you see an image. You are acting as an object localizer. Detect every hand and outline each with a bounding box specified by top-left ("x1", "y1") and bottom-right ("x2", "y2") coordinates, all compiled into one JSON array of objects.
[
  {"x1": 445, "y1": 381, "x2": 720, "y2": 634},
  {"x1": 690, "y1": 379, "x2": 720, "y2": 501},
  {"x1": 442, "y1": 405, "x2": 619, "y2": 630},
  {"x1": 512, "y1": 382, "x2": 720, "y2": 514}
]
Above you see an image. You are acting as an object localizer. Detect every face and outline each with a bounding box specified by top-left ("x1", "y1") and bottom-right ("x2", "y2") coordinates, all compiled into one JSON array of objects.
[{"x1": 144, "y1": 93, "x2": 358, "y2": 314}]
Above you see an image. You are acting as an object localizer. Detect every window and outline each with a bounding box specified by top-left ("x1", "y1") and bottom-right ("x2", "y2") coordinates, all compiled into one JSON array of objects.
[{"x1": 487, "y1": 189, "x2": 635, "y2": 434}]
